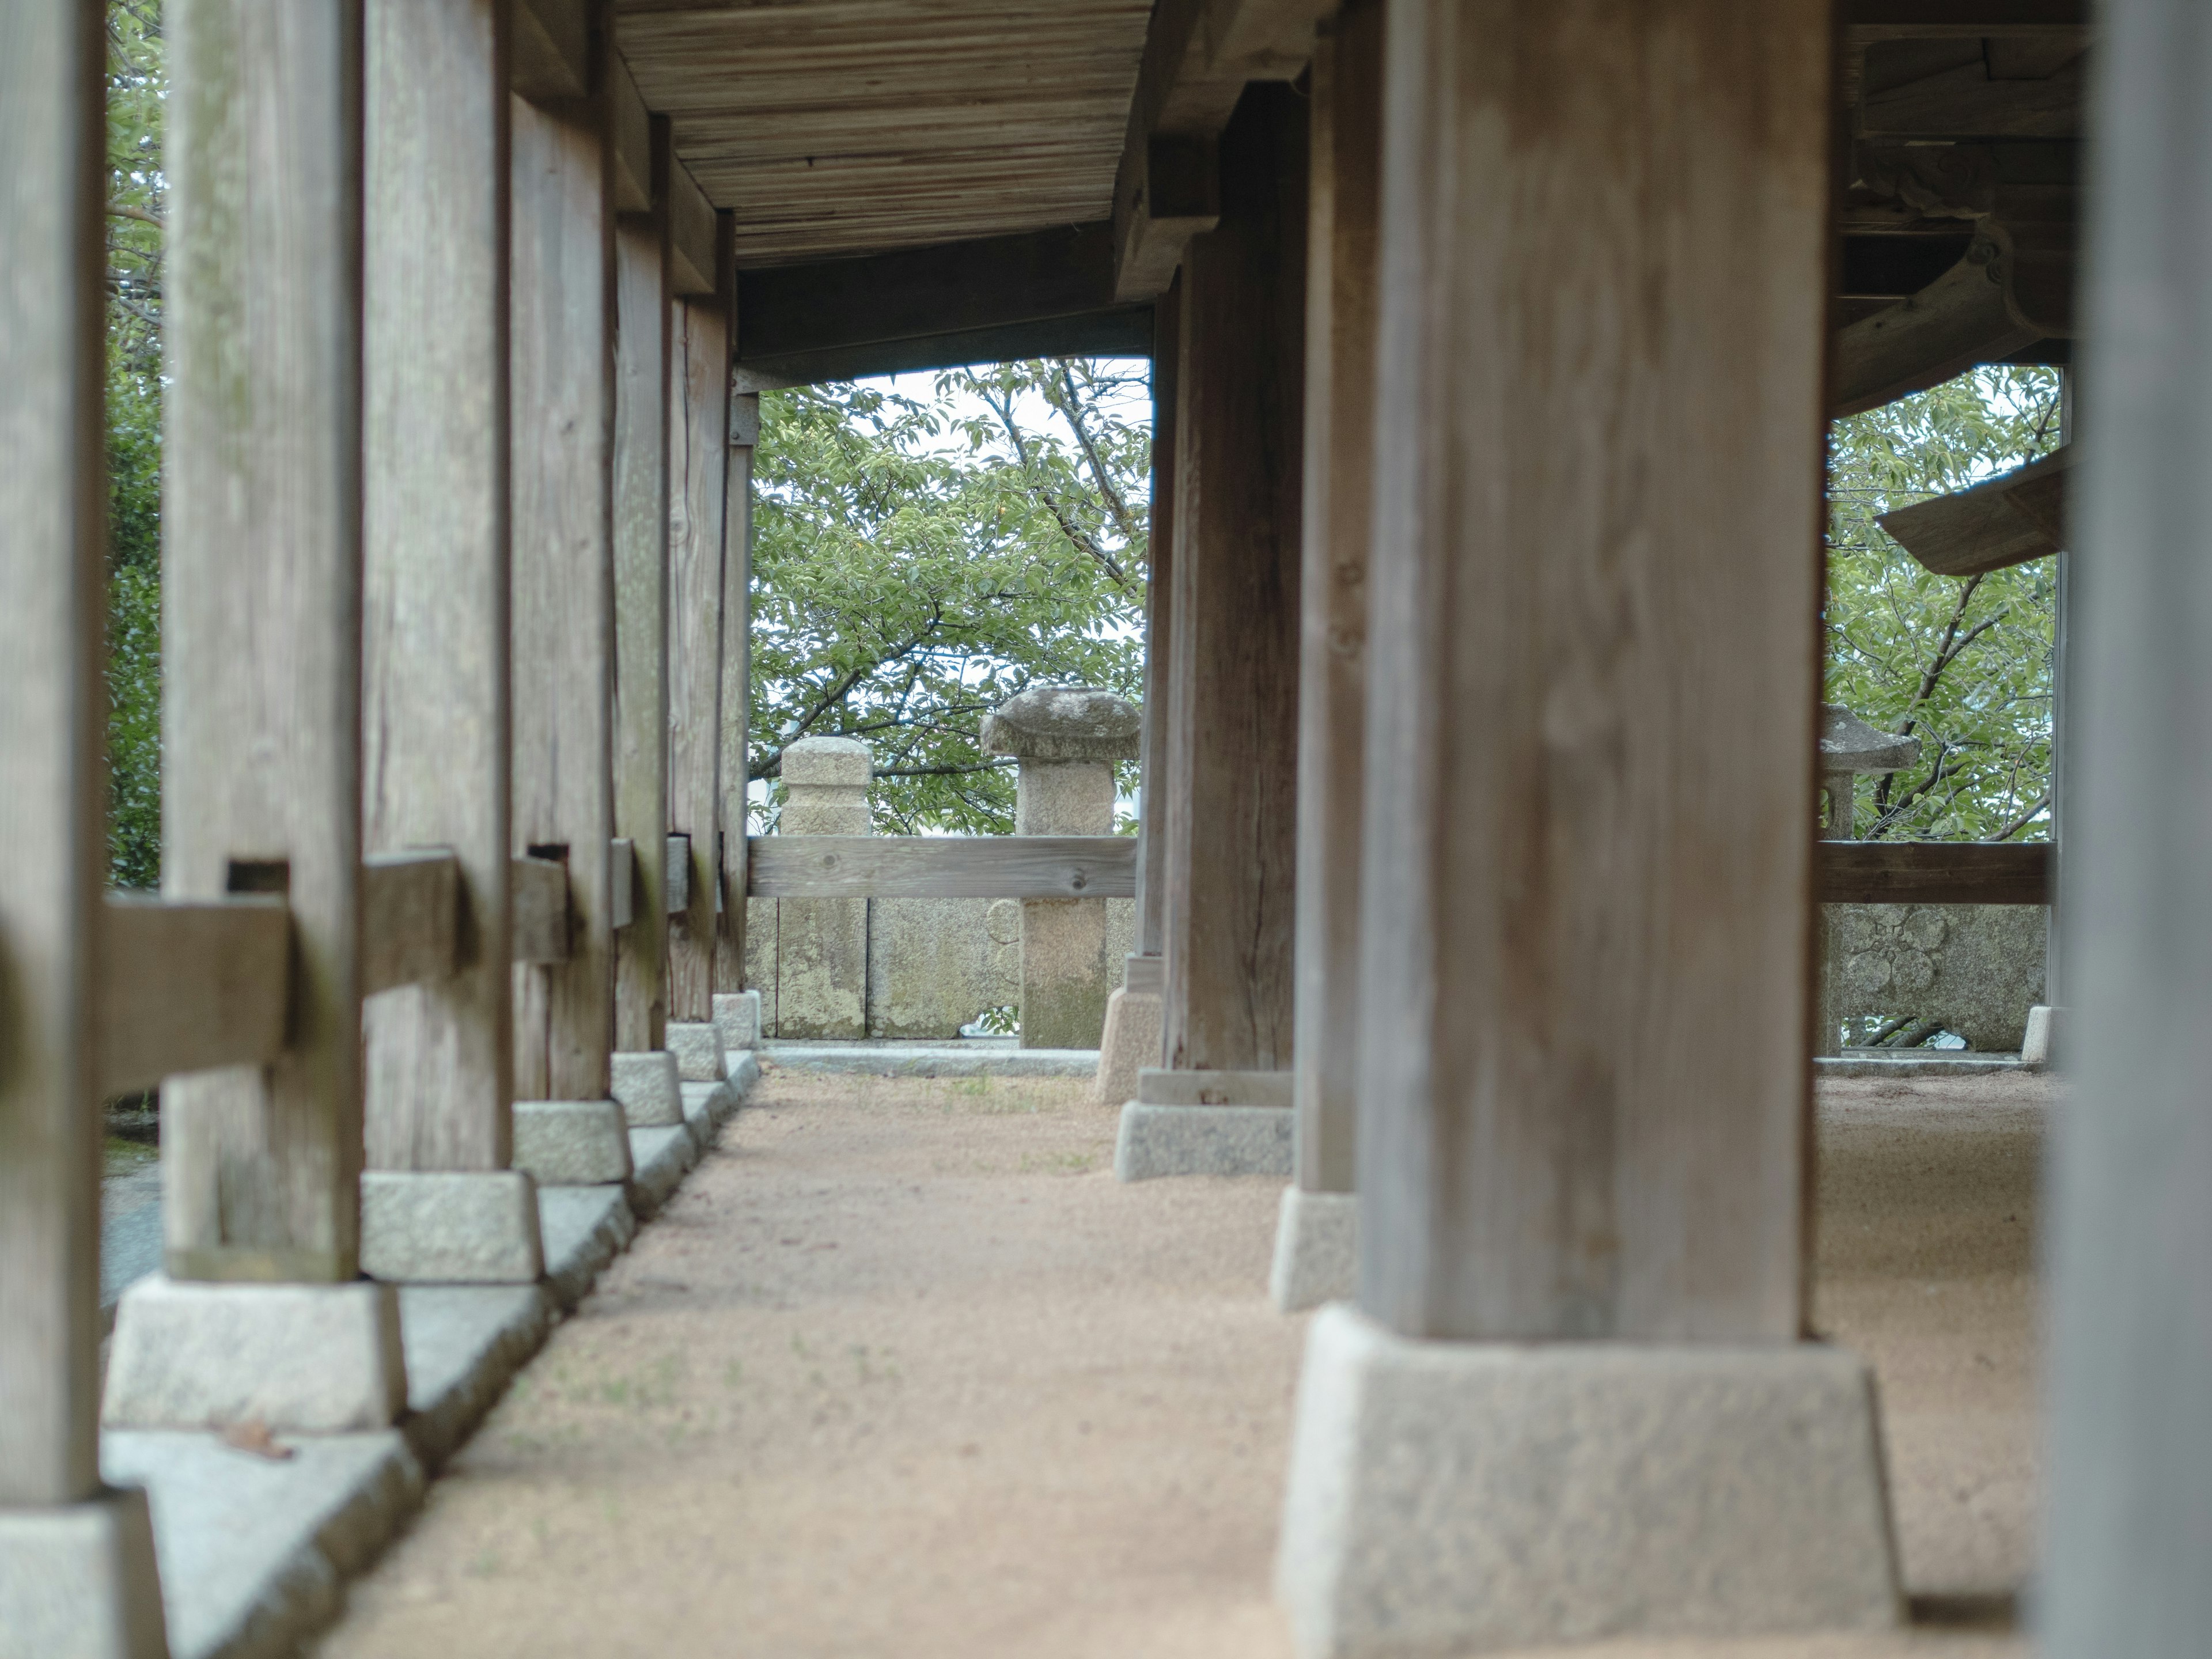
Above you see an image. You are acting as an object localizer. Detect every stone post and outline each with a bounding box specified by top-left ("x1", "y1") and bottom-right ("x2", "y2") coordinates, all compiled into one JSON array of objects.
[
  {"x1": 771, "y1": 736, "x2": 872, "y2": 1037},
  {"x1": 1816, "y1": 705, "x2": 1920, "y2": 1055},
  {"x1": 983, "y1": 687, "x2": 1141, "y2": 1050}
]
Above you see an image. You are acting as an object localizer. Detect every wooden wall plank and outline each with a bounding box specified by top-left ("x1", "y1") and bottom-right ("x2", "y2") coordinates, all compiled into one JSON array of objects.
[
  {"x1": 98, "y1": 897, "x2": 293, "y2": 1097},
  {"x1": 1160, "y1": 85, "x2": 1306, "y2": 1074},
  {"x1": 716, "y1": 393, "x2": 759, "y2": 993},
  {"x1": 611, "y1": 113, "x2": 672, "y2": 1051},
  {"x1": 1291, "y1": 0, "x2": 1381, "y2": 1197},
  {"x1": 664, "y1": 212, "x2": 731, "y2": 1022},
  {"x1": 363, "y1": 0, "x2": 515, "y2": 1172},
  {"x1": 0, "y1": 0, "x2": 107, "y2": 1503},
  {"x1": 748, "y1": 836, "x2": 1137, "y2": 900},
  {"x1": 1357, "y1": 0, "x2": 1831, "y2": 1343},
  {"x1": 1134, "y1": 276, "x2": 1181, "y2": 961},
  {"x1": 161, "y1": 0, "x2": 367, "y2": 1286},
  {"x1": 510, "y1": 56, "x2": 618, "y2": 1101}
]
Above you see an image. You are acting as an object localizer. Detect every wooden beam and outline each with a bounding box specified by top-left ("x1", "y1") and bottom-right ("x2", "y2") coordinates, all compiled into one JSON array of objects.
[
  {"x1": 0, "y1": 0, "x2": 108, "y2": 1506},
  {"x1": 666, "y1": 832, "x2": 692, "y2": 913},
  {"x1": 608, "y1": 838, "x2": 636, "y2": 929},
  {"x1": 1861, "y1": 57, "x2": 2085, "y2": 142},
  {"x1": 1831, "y1": 230, "x2": 2044, "y2": 416},
  {"x1": 511, "y1": 855, "x2": 571, "y2": 963},
  {"x1": 97, "y1": 897, "x2": 293, "y2": 1097},
  {"x1": 161, "y1": 0, "x2": 367, "y2": 1287},
  {"x1": 733, "y1": 307, "x2": 1154, "y2": 392},
  {"x1": 668, "y1": 155, "x2": 717, "y2": 298},
  {"x1": 610, "y1": 52, "x2": 652, "y2": 214},
  {"x1": 1840, "y1": 1, "x2": 2086, "y2": 33},
  {"x1": 513, "y1": 0, "x2": 588, "y2": 102},
  {"x1": 1878, "y1": 445, "x2": 2071, "y2": 576},
  {"x1": 748, "y1": 836, "x2": 1138, "y2": 900},
  {"x1": 1819, "y1": 841, "x2": 2052, "y2": 906},
  {"x1": 359, "y1": 850, "x2": 462, "y2": 998}
]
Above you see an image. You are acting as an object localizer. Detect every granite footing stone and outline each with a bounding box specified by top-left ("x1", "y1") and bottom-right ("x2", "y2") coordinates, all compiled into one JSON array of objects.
[
  {"x1": 1094, "y1": 985, "x2": 1163, "y2": 1106},
  {"x1": 611, "y1": 1050, "x2": 684, "y2": 1127},
  {"x1": 536, "y1": 1185, "x2": 635, "y2": 1312},
  {"x1": 397, "y1": 1285, "x2": 555, "y2": 1471},
  {"x1": 681, "y1": 1080, "x2": 734, "y2": 1144},
  {"x1": 512, "y1": 1100, "x2": 634, "y2": 1185},
  {"x1": 0, "y1": 1487, "x2": 169, "y2": 1659},
  {"x1": 103, "y1": 1278, "x2": 408, "y2": 1433},
  {"x1": 359, "y1": 1170, "x2": 544, "y2": 1284},
  {"x1": 1115, "y1": 1103, "x2": 1294, "y2": 1181},
  {"x1": 627, "y1": 1124, "x2": 697, "y2": 1217},
  {"x1": 1136, "y1": 1066, "x2": 1294, "y2": 1107},
  {"x1": 1275, "y1": 1305, "x2": 1902, "y2": 1657},
  {"x1": 666, "y1": 1020, "x2": 727, "y2": 1082},
  {"x1": 714, "y1": 989, "x2": 762, "y2": 1052},
  {"x1": 1269, "y1": 1186, "x2": 1358, "y2": 1312},
  {"x1": 2022, "y1": 1002, "x2": 2063, "y2": 1069}
]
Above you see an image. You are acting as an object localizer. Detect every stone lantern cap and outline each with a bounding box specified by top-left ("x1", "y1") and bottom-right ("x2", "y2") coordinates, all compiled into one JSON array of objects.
[
  {"x1": 1820, "y1": 704, "x2": 1921, "y2": 775},
  {"x1": 780, "y1": 734, "x2": 872, "y2": 787},
  {"x1": 980, "y1": 685, "x2": 1141, "y2": 762}
]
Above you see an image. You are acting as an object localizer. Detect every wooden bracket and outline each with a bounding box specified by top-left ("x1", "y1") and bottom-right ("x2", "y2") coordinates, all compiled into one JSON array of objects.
[
  {"x1": 513, "y1": 0, "x2": 590, "y2": 104},
  {"x1": 360, "y1": 849, "x2": 461, "y2": 997},
  {"x1": 97, "y1": 893, "x2": 291, "y2": 1096},
  {"x1": 511, "y1": 855, "x2": 571, "y2": 963}
]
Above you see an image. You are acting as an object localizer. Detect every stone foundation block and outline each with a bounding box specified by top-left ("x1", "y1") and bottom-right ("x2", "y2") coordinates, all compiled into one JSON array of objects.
[
  {"x1": 1275, "y1": 1305, "x2": 1900, "y2": 1657},
  {"x1": 714, "y1": 988, "x2": 762, "y2": 1052},
  {"x1": 611, "y1": 1050, "x2": 684, "y2": 1126},
  {"x1": 666, "y1": 1020, "x2": 727, "y2": 1082},
  {"x1": 359, "y1": 1170, "x2": 544, "y2": 1284},
  {"x1": 104, "y1": 1277, "x2": 409, "y2": 1433},
  {"x1": 682, "y1": 1080, "x2": 736, "y2": 1143},
  {"x1": 2022, "y1": 1002, "x2": 2063, "y2": 1069},
  {"x1": 1094, "y1": 984, "x2": 1163, "y2": 1105},
  {"x1": 1270, "y1": 1187, "x2": 1358, "y2": 1312},
  {"x1": 1137, "y1": 1066, "x2": 1294, "y2": 1107},
  {"x1": 0, "y1": 1486, "x2": 169, "y2": 1659},
  {"x1": 1115, "y1": 1103, "x2": 1293, "y2": 1181},
  {"x1": 511, "y1": 1100, "x2": 633, "y2": 1185},
  {"x1": 627, "y1": 1124, "x2": 698, "y2": 1217}
]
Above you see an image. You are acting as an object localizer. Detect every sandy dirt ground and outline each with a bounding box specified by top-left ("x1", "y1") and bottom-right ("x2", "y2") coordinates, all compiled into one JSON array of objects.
[{"x1": 317, "y1": 1068, "x2": 2048, "y2": 1659}]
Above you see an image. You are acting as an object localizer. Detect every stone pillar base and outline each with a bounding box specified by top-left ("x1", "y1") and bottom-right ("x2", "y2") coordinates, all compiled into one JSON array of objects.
[
  {"x1": 1276, "y1": 1305, "x2": 1901, "y2": 1657},
  {"x1": 713, "y1": 989, "x2": 762, "y2": 1052},
  {"x1": 2022, "y1": 1003, "x2": 2064, "y2": 1069},
  {"x1": 512, "y1": 1100, "x2": 634, "y2": 1185},
  {"x1": 611, "y1": 1050, "x2": 683, "y2": 1126},
  {"x1": 1094, "y1": 982, "x2": 1163, "y2": 1105},
  {"x1": 359, "y1": 1169, "x2": 544, "y2": 1283},
  {"x1": 104, "y1": 1276, "x2": 409, "y2": 1433},
  {"x1": 1269, "y1": 1186, "x2": 1357, "y2": 1312},
  {"x1": 666, "y1": 1020, "x2": 727, "y2": 1082},
  {"x1": 0, "y1": 1486, "x2": 168, "y2": 1659}
]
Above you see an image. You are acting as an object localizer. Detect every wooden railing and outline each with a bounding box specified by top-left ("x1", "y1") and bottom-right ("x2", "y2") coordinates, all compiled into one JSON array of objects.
[
  {"x1": 1817, "y1": 841, "x2": 2051, "y2": 907},
  {"x1": 746, "y1": 835, "x2": 1137, "y2": 899}
]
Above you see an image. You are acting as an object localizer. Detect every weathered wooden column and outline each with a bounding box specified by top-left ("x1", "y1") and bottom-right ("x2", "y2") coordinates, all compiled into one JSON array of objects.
[
  {"x1": 105, "y1": 0, "x2": 412, "y2": 1434},
  {"x1": 714, "y1": 393, "x2": 764, "y2": 1057},
  {"x1": 1094, "y1": 281, "x2": 1180, "y2": 1105},
  {"x1": 0, "y1": 4, "x2": 169, "y2": 1646},
  {"x1": 355, "y1": 0, "x2": 544, "y2": 1285},
  {"x1": 1118, "y1": 85, "x2": 1305, "y2": 1181},
  {"x1": 2043, "y1": 1, "x2": 2212, "y2": 1647},
  {"x1": 1271, "y1": 0, "x2": 1380, "y2": 1313},
  {"x1": 1275, "y1": 2, "x2": 1899, "y2": 1650},
  {"x1": 662, "y1": 168, "x2": 734, "y2": 1088}
]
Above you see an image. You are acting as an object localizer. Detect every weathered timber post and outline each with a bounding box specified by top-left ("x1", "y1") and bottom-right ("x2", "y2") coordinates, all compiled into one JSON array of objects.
[
  {"x1": 355, "y1": 0, "x2": 544, "y2": 1285},
  {"x1": 665, "y1": 174, "x2": 734, "y2": 1086},
  {"x1": 1095, "y1": 281, "x2": 1180, "y2": 1104},
  {"x1": 982, "y1": 688, "x2": 1142, "y2": 1050},
  {"x1": 769, "y1": 737, "x2": 873, "y2": 1038},
  {"x1": 105, "y1": 0, "x2": 413, "y2": 1433},
  {"x1": 714, "y1": 394, "x2": 763, "y2": 1058},
  {"x1": 1274, "y1": 2, "x2": 1900, "y2": 1650},
  {"x1": 1119, "y1": 83, "x2": 1305, "y2": 1181},
  {"x1": 2043, "y1": 2, "x2": 2212, "y2": 1646},
  {"x1": 0, "y1": 4, "x2": 171, "y2": 1645},
  {"x1": 1814, "y1": 706, "x2": 1919, "y2": 1057},
  {"x1": 1271, "y1": 0, "x2": 1381, "y2": 1313}
]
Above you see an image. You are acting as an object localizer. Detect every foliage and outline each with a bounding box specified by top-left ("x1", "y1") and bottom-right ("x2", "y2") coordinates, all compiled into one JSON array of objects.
[
  {"x1": 106, "y1": 0, "x2": 166, "y2": 887},
  {"x1": 751, "y1": 359, "x2": 1150, "y2": 835},
  {"x1": 1825, "y1": 367, "x2": 2063, "y2": 842}
]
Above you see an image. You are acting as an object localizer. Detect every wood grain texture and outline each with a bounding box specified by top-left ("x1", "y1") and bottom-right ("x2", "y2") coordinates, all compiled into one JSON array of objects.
[
  {"x1": 0, "y1": 0, "x2": 106, "y2": 1502},
  {"x1": 1135, "y1": 276, "x2": 1180, "y2": 961},
  {"x1": 611, "y1": 117, "x2": 671, "y2": 1052},
  {"x1": 1819, "y1": 840, "x2": 2051, "y2": 905},
  {"x1": 748, "y1": 837, "x2": 1137, "y2": 899},
  {"x1": 510, "y1": 68, "x2": 618, "y2": 1100},
  {"x1": 98, "y1": 897, "x2": 292, "y2": 1096},
  {"x1": 358, "y1": 850, "x2": 462, "y2": 997},
  {"x1": 1878, "y1": 443, "x2": 2070, "y2": 576},
  {"x1": 1831, "y1": 233, "x2": 2041, "y2": 417},
  {"x1": 668, "y1": 153, "x2": 717, "y2": 296},
  {"x1": 1291, "y1": 1, "x2": 1380, "y2": 1197},
  {"x1": 512, "y1": 855, "x2": 573, "y2": 961},
  {"x1": 733, "y1": 307, "x2": 1154, "y2": 392},
  {"x1": 1160, "y1": 85, "x2": 1306, "y2": 1075},
  {"x1": 363, "y1": 0, "x2": 514, "y2": 1173},
  {"x1": 161, "y1": 0, "x2": 366, "y2": 1285},
  {"x1": 514, "y1": 0, "x2": 588, "y2": 100},
  {"x1": 664, "y1": 221, "x2": 730, "y2": 1021},
  {"x1": 614, "y1": 0, "x2": 1153, "y2": 266},
  {"x1": 1357, "y1": 0, "x2": 1830, "y2": 1343},
  {"x1": 717, "y1": 402, "x2": 756, "y2": 993}
]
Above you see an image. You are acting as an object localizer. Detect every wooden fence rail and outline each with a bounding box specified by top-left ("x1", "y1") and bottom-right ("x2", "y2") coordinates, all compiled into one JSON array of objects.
[
  {"x1": 747, "y1": 835, "x2": 1138, "y2": 899},
  {"x1": 1818, "y1": 840, "x2": 2052, "y2": 907}
]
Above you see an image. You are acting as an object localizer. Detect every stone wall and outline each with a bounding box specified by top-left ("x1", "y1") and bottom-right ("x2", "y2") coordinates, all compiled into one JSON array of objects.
[{"x1": 1828, "y1": 902, "x2": 2047, "y2": 1051}]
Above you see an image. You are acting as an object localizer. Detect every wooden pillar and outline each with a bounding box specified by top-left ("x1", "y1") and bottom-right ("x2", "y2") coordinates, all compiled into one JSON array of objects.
[
  {"x1": 510, "y1": 25, "x2": 616, "y2": 1102},
  {"x1": 1160, "y1": 83, "x2": 1306, "y2": 1075},
  {"x1": 2044, "y1": 1, "x2": 2212, "y2": 1647},
  {"x1": 612, "y1": 97, "x2": 672, "y2": 1055},
  {"x1": 1134, "y1": 277, "x2": 1181, "y2": 969},
  {"x1": 1291, "y1": 0, "x2": 1382, "y2": 1197},
  {"x1": 362, "y1": 0, "x2": 513, "y2": 1170},
  {"x1": 665, "y1": 188, "x2": 732, "y2": 1026},
  {"x1": 161, "y1": 0, "x2": 369, "y2": 1285},
  {"x1": 717, "y1": 392, "x2": 760, "y2": 995},
  {"x1": 0, "y1": 0, "x2": 109, "y2": 1509},
  {"x1": 1356, "y1": 0, "x2": 1829, "y2": 1343}
]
